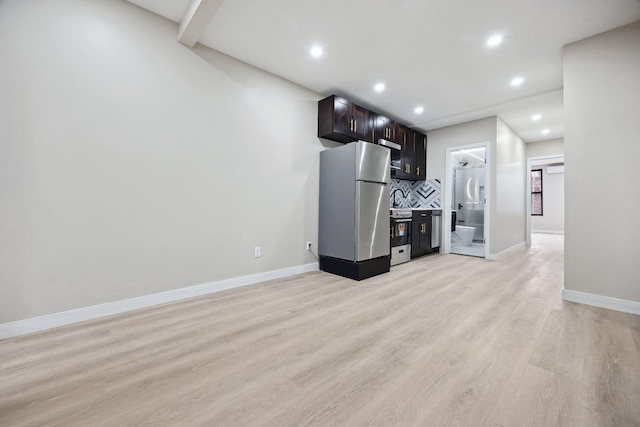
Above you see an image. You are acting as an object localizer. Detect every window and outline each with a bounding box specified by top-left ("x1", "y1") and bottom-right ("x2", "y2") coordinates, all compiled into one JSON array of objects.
[{"x1": 531, "y1": 169, "x2": 543, "y2": 216}]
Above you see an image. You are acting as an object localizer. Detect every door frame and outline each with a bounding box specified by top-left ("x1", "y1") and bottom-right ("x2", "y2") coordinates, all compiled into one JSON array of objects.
[
  {"x1": 526, "y1": 155, "x2": 564, "y2": 246},
  {"x1": 443, "y1": 141, "x2": 491, "y2": 258}
]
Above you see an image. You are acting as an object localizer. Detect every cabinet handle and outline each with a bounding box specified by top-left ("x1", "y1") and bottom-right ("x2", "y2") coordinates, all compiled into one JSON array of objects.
[
  {"x1": 405, "y1": 164, "x2": 410, "y2": 173},
  {"x1": 416, "y1": 166, "x2": 420, "y2": 176},
  {"x1": 349, "y1": 119, "x2": 354, "y2": 132},
  {"x1": 354, "y1": 120, "x2": 357, "y2": 132}
]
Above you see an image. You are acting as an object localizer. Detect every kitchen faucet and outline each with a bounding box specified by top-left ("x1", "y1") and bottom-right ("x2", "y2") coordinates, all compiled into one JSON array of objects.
[{"x1": 392, "y1": 188, "x2": 408, "y2": 208}]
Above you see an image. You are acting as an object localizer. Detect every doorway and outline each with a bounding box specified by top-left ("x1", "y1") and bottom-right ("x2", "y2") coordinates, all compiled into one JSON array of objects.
[
  {"x1": 526, "y1": 155, "x2": 565, "y2": 245},
  {"x1": 444, "y1": 143, "x2": 490, "y2": 258}
]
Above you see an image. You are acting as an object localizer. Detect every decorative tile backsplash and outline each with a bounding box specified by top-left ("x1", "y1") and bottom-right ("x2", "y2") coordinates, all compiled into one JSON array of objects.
[{"x1": 389, "y1": 179, "x2": 441, "y2": 209}]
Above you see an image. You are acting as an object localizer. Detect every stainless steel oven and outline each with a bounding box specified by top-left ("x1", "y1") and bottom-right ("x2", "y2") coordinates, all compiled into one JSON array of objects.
[{"x1": 390, "y1": 209, "x2": 412, "y2": 266}]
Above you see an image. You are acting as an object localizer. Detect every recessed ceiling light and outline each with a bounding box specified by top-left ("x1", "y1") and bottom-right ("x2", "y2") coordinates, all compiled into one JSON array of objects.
[
  {"x1": 310, "y1": 45, "x2": 323, "y2": 58},
  {"x1": 510, "y1": 76, "x2": 525, "y2": 87},
  {"x1": 414, "y1": 106, "x2": 424, "y2": 114},
  {"x1": 486, "y1": 34, "x2": 503, "y2": 47},
  {"x1": 541, "y1": 128, "x2": 550, "y2": 135},
  {"x1": 374, "y1": 83, "x2": 385, "y2": 92},
  {"x1": 531, "y1": 114, "x2": 542, "y2": 121}
]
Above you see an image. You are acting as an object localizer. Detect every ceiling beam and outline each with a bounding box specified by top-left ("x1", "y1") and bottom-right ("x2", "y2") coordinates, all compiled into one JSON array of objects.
[{"x1": 178, "y1": 0, "x2": 224, "y2": 47}]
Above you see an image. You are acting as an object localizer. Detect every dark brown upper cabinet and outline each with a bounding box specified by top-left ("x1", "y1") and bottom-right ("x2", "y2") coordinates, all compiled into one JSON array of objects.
[
  {"x1": 392, "y1": 125, "x2": 427, "y2": 181},
  {"x1": 414, "y1": 131, "x2": 427, "y2": 180},
  {"x1": 318, "y1": 95, "x2": 373, "y2": 143},
  {"x1": 373, "y1": 114, "x2": 397, "y2": 143},
  {"x1": 317, "y1": 94, "x2": 427, "y2": 181}
]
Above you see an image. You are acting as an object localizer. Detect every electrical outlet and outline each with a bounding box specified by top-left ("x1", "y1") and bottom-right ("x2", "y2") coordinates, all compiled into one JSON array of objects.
[
  {"x1": 254, "y1": 247, "x2": 261, "y2": 258},
  {"x1": 306, "y1": 241, "x2": 312, "y2": 251}
]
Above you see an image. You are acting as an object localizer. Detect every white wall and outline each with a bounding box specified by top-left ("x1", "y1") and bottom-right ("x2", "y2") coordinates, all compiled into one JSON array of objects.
[
  {"x1": 563, "y1": 21, "x2": 640, "y2": 303},
  {"x1": 494, "y1": 118, "x2": 527, "y2": 253},
  {"x1": 0, "y1": 0, "x2": 333, "y2": 323},
  {"x1": 427, "y1": 117, "x2": 527, "y2": 256},
  {"x1": 426, "y1": 117, "x2": 496, "y2": 182},
  {"x1": 427, "y1": 117, "x2": 497, "y2": 253},
  {"x1": 526, "y1": 138, "x2": 564, "y2": 158},
  {"x1": 531, "y1": 165, "x2": 564, "y2": 233}
]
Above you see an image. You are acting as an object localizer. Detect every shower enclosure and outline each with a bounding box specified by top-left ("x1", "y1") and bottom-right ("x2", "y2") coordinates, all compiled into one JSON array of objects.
[
  {"x1": 453, "y1": 166, "x2": 485, "y2": 241},
  {"x1": 450, "y1": 146, "x2": 487, "y2": 257}
]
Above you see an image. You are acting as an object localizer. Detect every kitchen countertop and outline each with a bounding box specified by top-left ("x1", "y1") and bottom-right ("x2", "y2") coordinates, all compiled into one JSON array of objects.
[{"x1": 391, "y1": 207, "x2": 442, "y2": 211}]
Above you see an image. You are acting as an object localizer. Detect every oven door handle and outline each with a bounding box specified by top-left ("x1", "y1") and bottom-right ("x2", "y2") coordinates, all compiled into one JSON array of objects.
[{"x1": 393, "y1": 219, "x2": 412, "y2": 223}]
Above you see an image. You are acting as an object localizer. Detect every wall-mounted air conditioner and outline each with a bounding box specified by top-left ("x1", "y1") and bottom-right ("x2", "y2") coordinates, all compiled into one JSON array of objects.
[{"x1": 547, "y1": 165, "x2": 564, "y2": 174}]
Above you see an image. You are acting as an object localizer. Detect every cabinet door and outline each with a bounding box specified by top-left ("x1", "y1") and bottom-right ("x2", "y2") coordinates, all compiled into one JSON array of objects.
[
  {"x1": 351, "y1": 103, "x2": 372, "y2": 141},
  {"x1": 374, "y1": 115, "x2": 396, "y2": 142},
  {"x1": 413, "y1": 131, "x2": 426, "y2": 180},
  {"x1": 333, "y1": 96, "x2": 353, "y2": 136},
  {"x1": 419, "y1": 219, "x2": 431, "y2": 251},
  {"x1": 317, "y1": 95, "x2": 373, "y2": 143},
  {"x1": 411, "y1": 216, "x2": 421, "y2": 256},
  {"x1": 391, "y1": 125, "x2": 403, "y2": 179},
  {"x1": 399, "y1": 125, "x2": 414, "y2": 178},
  {"x1": 411, "y1": 212, "x2": 431, "y2": 258}
]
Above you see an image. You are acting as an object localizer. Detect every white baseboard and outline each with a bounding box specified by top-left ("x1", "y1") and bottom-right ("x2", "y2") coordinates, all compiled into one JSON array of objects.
[
  {"x1": 487, "y1": 241, "x2": 526, "y2": 261},
  {"x1": 0, "y1": 263, "x2": 319, "y2": 340},
  {"x1": 532, "y1": 229, "x2": 564, "y2": 235},
  {"x1": 562, "y1": 289, "x2": 640, "y2": 315}
]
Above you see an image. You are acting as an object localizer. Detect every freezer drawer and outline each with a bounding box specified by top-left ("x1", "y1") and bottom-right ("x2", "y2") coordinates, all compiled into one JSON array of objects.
[{"x1": 391, "y1": 244, "x2": 411, "y2": 266}]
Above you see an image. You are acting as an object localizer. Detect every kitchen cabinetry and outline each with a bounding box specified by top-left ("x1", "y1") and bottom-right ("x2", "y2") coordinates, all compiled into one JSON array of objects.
[
  {"x1": 414, "y1": 131, "x2": 426, "y2": 180},
  {"x1": 393, "y1": 125, "x2": 427, "y2": 181},
  {"x1": 318, "y1": 95, "x2": 372, "y2": 143},
  {"x1": 317, "y1": 95, "x2": 427, "y2": 181},
  {"x1": 374, "y1": 114, "x2": 397, "y2": 143},
  {"x1": 411, "y1": 210, "x2": 441, "y2": 258}
]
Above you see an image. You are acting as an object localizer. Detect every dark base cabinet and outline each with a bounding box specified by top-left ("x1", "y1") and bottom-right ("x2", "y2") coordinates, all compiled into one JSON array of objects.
[
  {"x1": 411, "y1": 210, "x2": 442, "y2": 258},
  {"x1": 320, "y1": 255, "x2": 390, "y2": 281}
]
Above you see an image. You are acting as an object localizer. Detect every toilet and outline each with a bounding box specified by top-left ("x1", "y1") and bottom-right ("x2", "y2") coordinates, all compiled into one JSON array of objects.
[{"x1": 452, "y1": 225, "x2": 476, "y2": 247}]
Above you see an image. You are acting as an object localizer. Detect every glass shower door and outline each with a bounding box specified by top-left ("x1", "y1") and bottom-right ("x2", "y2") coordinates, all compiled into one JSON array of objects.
[{"x1": 450, "y1": 147, "x2": 486, "y2": 257}]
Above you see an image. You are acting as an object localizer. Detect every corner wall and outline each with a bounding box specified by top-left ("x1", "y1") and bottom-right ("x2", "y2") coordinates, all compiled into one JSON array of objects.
[
  {"x1": 0, "y1": 0, "x2": 330, "y2": 323},
  {"x1": 494, "y1": 118, "x2": 527, "y2": 253},
  {"x1": 427, "y1": 117, "x2": 497, "y2": 253},
  {"x1": 563, "y1": 21, "x2": 640, "y2": 304},
  {"x1": 427, "y1": 117, "x2": 527, "y2": 256}
]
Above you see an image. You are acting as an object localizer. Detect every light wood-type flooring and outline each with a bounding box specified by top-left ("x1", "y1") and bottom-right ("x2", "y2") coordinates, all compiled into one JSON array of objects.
[{"x1": 1, "y1": 234, "x2": 639, "y2": 426}]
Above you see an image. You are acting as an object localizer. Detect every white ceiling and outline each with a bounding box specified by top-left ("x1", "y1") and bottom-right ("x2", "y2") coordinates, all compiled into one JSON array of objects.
[{"x1": 127, "y1": 0, "x2": 640, "y2": 142}]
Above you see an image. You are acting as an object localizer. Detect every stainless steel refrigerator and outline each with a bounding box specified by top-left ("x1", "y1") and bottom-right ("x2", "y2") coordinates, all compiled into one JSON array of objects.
[{"x1": 319, "y1": 140, "x2": 391, "y2": 280}]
